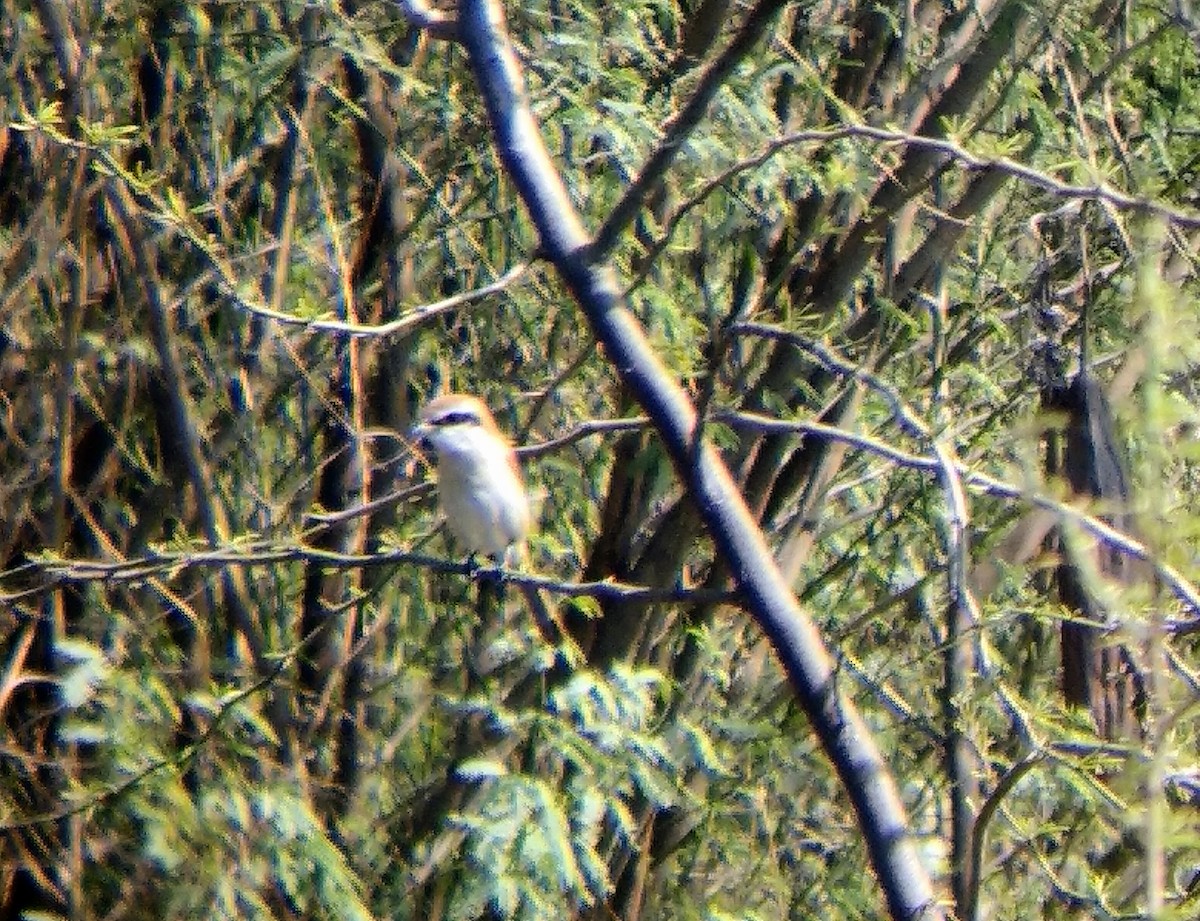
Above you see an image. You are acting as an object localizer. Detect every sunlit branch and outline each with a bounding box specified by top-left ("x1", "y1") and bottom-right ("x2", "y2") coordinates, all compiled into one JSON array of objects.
[
  {"x1": 592, "y1": 0, "x2": 794, "y2": 258},
  {"x1": 6, "y1": 545, "x2": 737, "y2": 608},
  {"x1": 10, "y1": 134, "x2": 530, "y2": 343},
  {"x1": 391, "y1": 0, "x2": 460, "y2": 41},
  {"x1": 626, "y1": 124, "x2": 1200, "y2": 287},
  {"x1": 241, "y1": 262, "x2": 530, "y2": 338},
  {"x1": 317, "y1": 401, "x2": 1200, "y2": 626},
  {"x1": 720, "y1": 411, "x2": 1200, "y2": 623}
]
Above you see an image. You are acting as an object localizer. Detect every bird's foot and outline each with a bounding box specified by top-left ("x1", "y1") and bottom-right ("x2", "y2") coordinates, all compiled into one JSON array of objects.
[{"x1": 464, "y1": 552, "x2": 508, "y2": 585}]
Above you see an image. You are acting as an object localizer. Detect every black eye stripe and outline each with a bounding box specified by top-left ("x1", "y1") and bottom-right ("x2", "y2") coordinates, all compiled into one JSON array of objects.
[{"x1": 432, "y1": 410, "x2": 480, "y2": 426}]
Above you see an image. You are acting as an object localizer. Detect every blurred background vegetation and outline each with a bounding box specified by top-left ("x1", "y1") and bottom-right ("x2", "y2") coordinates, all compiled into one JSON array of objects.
[{"x1": 3, "y1": 0, "x2": 1200, "y2": 918}]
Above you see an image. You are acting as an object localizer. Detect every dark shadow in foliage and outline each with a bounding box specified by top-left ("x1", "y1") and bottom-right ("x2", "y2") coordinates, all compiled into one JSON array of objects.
[{"x1": 1042, "y1": 368, "x2": 1145, "y2": 739}]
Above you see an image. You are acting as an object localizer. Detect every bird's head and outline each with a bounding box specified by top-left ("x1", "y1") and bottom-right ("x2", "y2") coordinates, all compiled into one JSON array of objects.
[
  {"x1": 413, "y1": 392, "x2": 529, "y2": 559},
  {"x1": 412, "y1": 393, "x2": 507, "y2": 465}
]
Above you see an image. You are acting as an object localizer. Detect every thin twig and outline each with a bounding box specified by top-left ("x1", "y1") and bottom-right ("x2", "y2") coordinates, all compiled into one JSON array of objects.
[
  {"x1": 618, "y1": 123, "x2": 1200, "y2": 278},
  {"x1": 592, "y1": 0, "x2": 793, "y2": 258},
  {"x1": 246, "y1": 262, "x2": 530, "y2": 338},
  {"x1": 966, "y1": 751, "x2": 1046, "y2": 921},
  {"x1": 718, "y1": 411, "x2": 1200, "y2": 621},
  {"x1": 17, "y1": 544, "x2": 738, "y2": 607}
]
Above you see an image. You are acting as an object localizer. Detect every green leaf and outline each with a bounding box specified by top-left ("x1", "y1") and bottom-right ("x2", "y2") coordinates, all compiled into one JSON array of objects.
[
  {"x1": 457, "y1": 757, "x2": 509, "y2": 781},
  {"x1": 59, "y1": 720, "x2": 108, "y2": 744},
  {"x1": 675, "y1": 718, "x2": 730, "y2": 777}
]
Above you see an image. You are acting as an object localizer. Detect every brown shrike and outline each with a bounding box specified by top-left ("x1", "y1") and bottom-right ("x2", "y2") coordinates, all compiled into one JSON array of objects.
[{"x1": 413, "y1": 393, "x2": 530, "y2": 561}]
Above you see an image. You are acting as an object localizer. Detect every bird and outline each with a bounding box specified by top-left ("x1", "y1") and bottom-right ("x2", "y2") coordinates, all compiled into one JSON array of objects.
[{"x1": 413, "y1": 393, "x2": 530, "y2": 562}]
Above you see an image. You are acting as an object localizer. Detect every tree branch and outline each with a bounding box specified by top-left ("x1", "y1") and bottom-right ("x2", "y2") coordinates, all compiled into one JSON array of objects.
[
  {"x1": 106, "y1": 183, "x2": 269, "y2": 673},
  {"x1": 10, "y1": 544, "x2": 737, "y2": 607},
  {"x1": 391, "y1": 0, "x2": 460, "y2": 41},
  {"x1": 452, "y1": 2, "x2": 941, "y2": 918},
  {"x1": 592, "y1": 0, "x2": 793, "y2": 259}
]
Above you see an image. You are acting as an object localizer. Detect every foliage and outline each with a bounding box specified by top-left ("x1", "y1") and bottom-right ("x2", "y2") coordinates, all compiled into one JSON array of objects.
[{"x1": 3, "y1": 0, "x2": 1200, "y2": 919}]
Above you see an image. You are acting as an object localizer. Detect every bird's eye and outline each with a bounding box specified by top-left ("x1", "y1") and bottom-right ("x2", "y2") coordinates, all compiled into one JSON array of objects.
[{"x1": 435, "y1": 410, "x2": 480, "y2": 426}]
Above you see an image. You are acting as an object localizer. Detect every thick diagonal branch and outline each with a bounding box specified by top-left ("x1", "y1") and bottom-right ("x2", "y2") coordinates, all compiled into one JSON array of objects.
[{"x1": 450, "y1": 2, "x2": 942, "y2": 918}]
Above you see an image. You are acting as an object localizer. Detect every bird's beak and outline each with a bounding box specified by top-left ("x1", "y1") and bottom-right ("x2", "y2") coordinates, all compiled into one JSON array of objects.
[
  {"x1": 409, "y1": 422, "x2": 435, "y2": 458},
  {"x1": 406, "y1": 424, "x2": 436, "y2": 481}
]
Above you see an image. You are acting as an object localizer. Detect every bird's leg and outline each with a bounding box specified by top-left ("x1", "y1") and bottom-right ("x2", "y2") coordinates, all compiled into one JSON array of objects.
[
  {"x1": 487, "y1": 552, "x2": 509, "y2": 582},
  {"x1": 479, "y1": 554, "x2": 508, "y2": 596},
  {"x1": 475, "y1": 553, "x2": 508, "y2": 616}
]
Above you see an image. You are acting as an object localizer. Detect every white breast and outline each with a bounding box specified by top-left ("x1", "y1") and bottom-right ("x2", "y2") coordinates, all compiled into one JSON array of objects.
[{"x1": 433, "y1": 427, "x2": 529, "y2": 558}]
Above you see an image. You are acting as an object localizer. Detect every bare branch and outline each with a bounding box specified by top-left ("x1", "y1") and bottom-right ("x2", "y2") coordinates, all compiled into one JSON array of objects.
[
  {"x1": 592, "y1": 0, "x2": 793, "y2": 259},
  {"x1": 791, "y1": 124, "x2": 1200, "y2": 229},
  {"x1": 106, "y1": 182, "x2": 270, "y2": 672},
  {"x1": 13, "y1": 544, "x2": 737, "y2": 607},
  {"x1": 628, "y1": 119, "x2": 1200, "y2": 304},
  {"x1": 720, "y1": 411, "x2": 1200, "y2": 623},
  {"x1": 456, "y1": 1, "x2": 942, "y2": 917},
  {"x1": 343, "y1": 399, "x2": 1200, "y2": 629},
  {"x1": 391, "y1": 0, "x2": 460, "y2": 41},
  {"x1": 18, "y1": 131, "x2": 531, "y2": 343}
]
